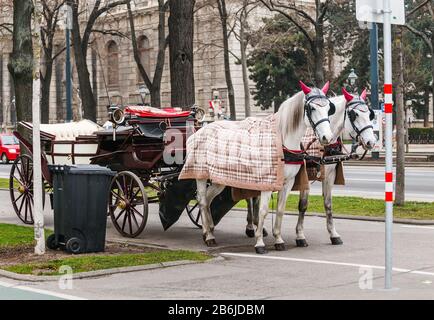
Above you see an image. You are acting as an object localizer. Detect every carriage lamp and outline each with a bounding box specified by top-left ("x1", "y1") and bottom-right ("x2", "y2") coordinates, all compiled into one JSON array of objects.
[{"x1": 348, "y1": 69, "x2": 358, "y2": 88}]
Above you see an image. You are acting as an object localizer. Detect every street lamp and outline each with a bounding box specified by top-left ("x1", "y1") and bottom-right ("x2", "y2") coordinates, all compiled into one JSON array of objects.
[
  {"x1": 348, "y1": 68, "x2": 358, "y2": 90},
  {"x1": 64, "y1": 3, "x2": 73, "y2": 122}
]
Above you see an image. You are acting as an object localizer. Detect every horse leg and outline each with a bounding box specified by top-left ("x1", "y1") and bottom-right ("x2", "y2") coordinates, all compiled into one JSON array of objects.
[
  {"x1": 254, "y1": 191, "x2": 272, "y2": 254},
  {"x1": 323, "y1": 166, "x2": 343, "y2": 245},
  {"x1": 246, "y1": 198, "x2": 256, "y2": 238},
  {"x1": 273, "y1": 182, "x2": 292, "y2": 251},
  {"x1": 295, "y1": 190, "x2": 310, "y2": 247},
  {"x1": 205, "y1": 183, "x2": 225, "y2": 234},
  {"x1": 197, "y1": 180, "x2": 222, "y2": 247},
  {"x1": 252, "y1": 197, "x2": 268, "y2": 238},
  {"x1": 246, "y1": 197, "x2": 268, "y2": 238}
]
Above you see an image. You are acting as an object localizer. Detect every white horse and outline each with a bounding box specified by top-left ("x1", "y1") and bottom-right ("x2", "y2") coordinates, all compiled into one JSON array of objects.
[
  {"x1": 196, "y1": 82, "x2": 335, "y2": 254},
  {"x1": 295, "y1": 88, "x2": 378, "y2": 247}
]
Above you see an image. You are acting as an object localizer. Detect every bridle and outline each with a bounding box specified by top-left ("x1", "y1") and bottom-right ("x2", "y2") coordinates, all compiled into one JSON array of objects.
[
  {"x1": 304, "y1": 94, "x2": 335, "y2": 139},
  {"x1": 346, "y1": 99, "x2": 374, "y2": 143}
]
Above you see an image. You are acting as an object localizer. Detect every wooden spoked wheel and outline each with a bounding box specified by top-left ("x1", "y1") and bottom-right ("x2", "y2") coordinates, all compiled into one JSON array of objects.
[
  {"x1": 186, "y1": 201, "x2": 202, "y2": 228},
  {"x1": 109, "y1": 171, "x2": 148, "y2": 238},
  {"x1": 9, "y1": 154, "x2": 35, "y2": 225}
]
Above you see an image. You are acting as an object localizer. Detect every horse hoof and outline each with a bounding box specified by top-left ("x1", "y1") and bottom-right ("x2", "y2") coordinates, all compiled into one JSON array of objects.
[
  {"x1": 296, "y1": 239, "x2": 309, "y2": 247},
  {"x1": 255, "y1": 246, "x2": 268, "y2": 255},
  {"x1": 274, "y1": 243, "x2": 287, "y2": 251},
  {"x1": 331, "y1": 237, "x2": 343, "y2": 245},
  {"x1": 205, "y1": 239, "x2": 218, "y2": 247},
  {"x1": 245, "y1": 229, "x2": 255, "y2": 238},
  {"x1": 263, "y1": 228, "x2": 269, "y2": 238}
]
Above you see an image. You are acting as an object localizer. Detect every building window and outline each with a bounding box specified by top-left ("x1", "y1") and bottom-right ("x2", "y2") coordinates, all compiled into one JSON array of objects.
[
  {"x1": 107, "y1": 41, "x2": 119, "y2": 87},
  {"x1": 137, "y1": 36, "x2": 151, "y2": 82}
]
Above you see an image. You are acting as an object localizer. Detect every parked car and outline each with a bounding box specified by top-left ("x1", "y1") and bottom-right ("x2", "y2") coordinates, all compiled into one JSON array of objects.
[{"x1": 0, "y1": 134, "x2": 20, "y2": 164}]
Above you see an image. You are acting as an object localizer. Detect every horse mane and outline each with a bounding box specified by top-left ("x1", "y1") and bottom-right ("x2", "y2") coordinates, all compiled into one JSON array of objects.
[{"x1": 276, "y1": 91, "x2": 305, "y2": 138}]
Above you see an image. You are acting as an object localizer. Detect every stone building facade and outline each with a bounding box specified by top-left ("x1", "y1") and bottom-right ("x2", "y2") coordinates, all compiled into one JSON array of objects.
[{"x1": 1, "y1": 0, "x2": 275, "y2": 129}]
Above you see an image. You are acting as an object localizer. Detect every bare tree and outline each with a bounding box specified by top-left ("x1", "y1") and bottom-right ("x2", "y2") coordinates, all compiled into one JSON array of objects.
[
  {"x1": 216, "y1": 0, "x2": 236, "y2": 120},
  {"x1": 40, "y1": 0, "x2": 65, "y2": 123},
  {"x1": 259, "y1": 0, "x2": 331, "y2": 85},
  {"x1": 404, "y1": 0, "x2": 434, "y2": 131},
  {"x1": 168, "y1": 0, "x2": 196, "y2": 110},
  {"x1": 8, "y1": 0, "x2": 33, "y2": 126},
  {"x1": 127, "y1": 0, "x2": 169, "y2": 108},
  {"x1": 67, "y1": 0, "x2": 130, "y2": 122},
  {"x1": 394, "y1": 28, "x2": 406, "y2": 206}
]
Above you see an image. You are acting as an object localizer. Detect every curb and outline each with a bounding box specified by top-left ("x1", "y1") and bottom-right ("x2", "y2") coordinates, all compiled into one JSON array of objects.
[
  {"x1": 230, "y1": 208, "x2": 434, "y2": 226},
  {"x1": 0, "y1": 256, "x2": 224, "y2": 283}
]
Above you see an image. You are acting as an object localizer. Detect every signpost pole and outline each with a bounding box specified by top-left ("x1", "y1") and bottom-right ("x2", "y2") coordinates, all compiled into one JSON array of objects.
[
  {"x1": 65, "y1": 4, "x2": 73, "y2": 122},
  {"x1": 32, "y1": 0, "x2": 46, "y2": 255},
  {"x1": 383, "y1": 0, "x2": 394, "y2": 290}
]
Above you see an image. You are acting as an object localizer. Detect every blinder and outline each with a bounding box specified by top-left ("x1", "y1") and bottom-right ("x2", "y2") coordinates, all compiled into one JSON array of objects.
[
  {"x1": 346, "y1": 100, "x2": 375, "y2": 141},
  {"x1": 328, "y1": 102, "x2": 336, "y2": 116},
  {"x1": 369, "y1": 108, "x2": 375, "y2": 121}
]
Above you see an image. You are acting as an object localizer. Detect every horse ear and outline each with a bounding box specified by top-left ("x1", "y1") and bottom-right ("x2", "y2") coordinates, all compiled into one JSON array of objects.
[
  {"x1": 361, "y1": 88, "x2": 368, "y2": 101},
  {"x1": 321, "y1": 81, "x2": 330, "y2": 95},
  {"x1": 299, "y1": 81, "x2": 312, "y2": 95},
  {"x1": 342, "y1": 87, "x2": 354, "y2": 103}
]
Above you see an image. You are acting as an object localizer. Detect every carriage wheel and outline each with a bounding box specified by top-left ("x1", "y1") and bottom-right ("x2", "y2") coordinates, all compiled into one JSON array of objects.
[
  {"x1": 9, "y1": 155, "x2": 35, "y2": 225},
  {"x1": 109, "y1": 171, "x2": 148, "y2": 238},
  {"x1": 186, "y1": 201, "x2": 202, "y2": 228}
]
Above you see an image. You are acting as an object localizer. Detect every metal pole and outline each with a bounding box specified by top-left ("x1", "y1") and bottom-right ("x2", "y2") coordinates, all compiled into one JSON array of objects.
[
  {"x1": 33, "y1": 0, "x2": 46, "y2": 255},
  {"x1": 65, "y1": 4, "x2": 73, "y2": 122},
  {"x1": 370, "y1": 23, "x2": 379, "y2": 110},
  {"x1": 383, "y1": 0, "x2": 394, "y2": 290}
]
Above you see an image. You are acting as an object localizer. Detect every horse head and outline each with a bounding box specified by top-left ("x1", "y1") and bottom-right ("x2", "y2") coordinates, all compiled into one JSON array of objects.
[
  {"x1": 299, "y1": 81, "x2": 334, "y2": 146},
  {"x1": 342, "y1": 87, "x2": 377, "y2": 150}
]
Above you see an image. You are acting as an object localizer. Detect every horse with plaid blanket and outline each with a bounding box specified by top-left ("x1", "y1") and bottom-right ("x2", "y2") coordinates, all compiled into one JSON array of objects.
[{"x1": 180, "y1": 81, "x2": 336, "y2": 254}]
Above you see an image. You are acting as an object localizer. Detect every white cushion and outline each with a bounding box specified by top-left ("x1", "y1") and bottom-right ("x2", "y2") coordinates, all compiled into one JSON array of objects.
[{"x1": 34, "y1": 120, "x2": 103, "y2": 141}]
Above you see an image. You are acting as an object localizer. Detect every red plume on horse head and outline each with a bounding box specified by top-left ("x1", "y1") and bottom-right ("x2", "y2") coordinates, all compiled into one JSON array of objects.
[
  {"x1": 299, "y1": 81, "x2": 312, "y2": 95},
  {"x1": 321, "y1": 81, "x2": 330, "y2": 95},
  {"x1": 360, "y1": 88, "x2": 368, "y2": 101},
  {"x1": 342, "y1": 87, "x2": 354, "y2": 102}
]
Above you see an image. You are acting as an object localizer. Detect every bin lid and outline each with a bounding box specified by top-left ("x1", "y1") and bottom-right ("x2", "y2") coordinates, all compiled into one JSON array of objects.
[{"x1": 49, "y1": 165, "x2": 115, "y2": 176}]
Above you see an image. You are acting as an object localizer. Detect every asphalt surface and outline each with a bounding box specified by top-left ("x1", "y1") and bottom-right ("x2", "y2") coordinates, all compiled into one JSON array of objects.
[
  {"x1": 1, "y1": 198, "x2": 434, "y2": 300},
  {"x1": 309, "y1": 166, "x2": 434, "y2": 202},
  {"x1": 2, "y1": 164, "x2": 434, "y2": 201},
  {"x1": 0, "y1": 164, "x2": 11, "y2": 179}
]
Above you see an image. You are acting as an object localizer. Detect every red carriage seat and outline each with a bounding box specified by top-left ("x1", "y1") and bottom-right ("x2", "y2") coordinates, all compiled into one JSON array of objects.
[{"x1": 124, "y1": 106, "x2": 191, "y2": 119}]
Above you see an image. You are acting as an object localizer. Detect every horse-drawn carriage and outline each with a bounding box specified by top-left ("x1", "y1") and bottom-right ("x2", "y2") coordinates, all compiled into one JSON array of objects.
[{"x1": 9, "y1": 105, "x2": 208, "y2": 238}]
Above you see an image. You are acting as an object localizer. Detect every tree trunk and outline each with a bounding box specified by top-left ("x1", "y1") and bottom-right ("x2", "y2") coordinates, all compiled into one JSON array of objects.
[
  {"x1": 395, "y1": 30, "x2": 406, "y2": 206},
  {"x1": 217, "y1": 0, "x2": 236, "y2": 120},
  {"x1": 40, "y1": 56, "x2": 53, "y2": 124},
  {"x1": 70, "y1": 1, "x2": 97, "y2": 121},
  {"x1": 240, "y1": 10, "x2": 251, "y2": 118},
  {"x1": 313, "y1": 26, "x2": 325, "y2": 85},
  {"x1": 424, "y1": 89, "x2": 430, "y2": 128},
  {"x1": 128, "y1": 0, "x2": 167, "y2": 109},
  {"x1": 168, "y1": 0, "x2": 196, "y2": 110},
  {"x1": 8, "y1": 0, "x2": 34, "y2": 125},
  {"x1": 431, "y1": 44, "x2": 434, "y2": 130}
]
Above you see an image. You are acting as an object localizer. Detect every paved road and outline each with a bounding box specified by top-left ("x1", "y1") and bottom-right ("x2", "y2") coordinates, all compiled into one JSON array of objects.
[
  {"x1": 307, "y1": 166, "x2": 434, "y2": 202},
  {"x1": 0, "y1": 164, "x2": 11, "y2": 179},
  {"x1": 1, "y1": 201, "x2": 434, "y2": 300},
  {"x1": 2, "y1": 164, "x2": 434, "y2": 201}
]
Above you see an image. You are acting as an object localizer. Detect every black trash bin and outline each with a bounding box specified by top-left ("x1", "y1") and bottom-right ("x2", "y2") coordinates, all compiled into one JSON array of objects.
[{"x1": 47, "y1": 165, "x2": 115, "y2": 254}]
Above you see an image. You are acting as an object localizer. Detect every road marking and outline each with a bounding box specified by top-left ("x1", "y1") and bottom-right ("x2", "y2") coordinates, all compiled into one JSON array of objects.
[
  {"x1": 401, "y1": 225, "x2": 434, "y2": 230},
  {"x1": 0, "y1": 280, "x2": 86, "y2": 300},
  {"x1": 221, "y1": 253, "x2": 434, "y2": 277}
]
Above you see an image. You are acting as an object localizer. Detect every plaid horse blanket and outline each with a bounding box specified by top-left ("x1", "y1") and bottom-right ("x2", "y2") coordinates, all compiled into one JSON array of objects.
[
  {"x1": 179, "y1": 115, "x2": 285, "y2": 191},
  {"x1": 301, "y1": 128, "x2": 322, "y2": 158}
]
